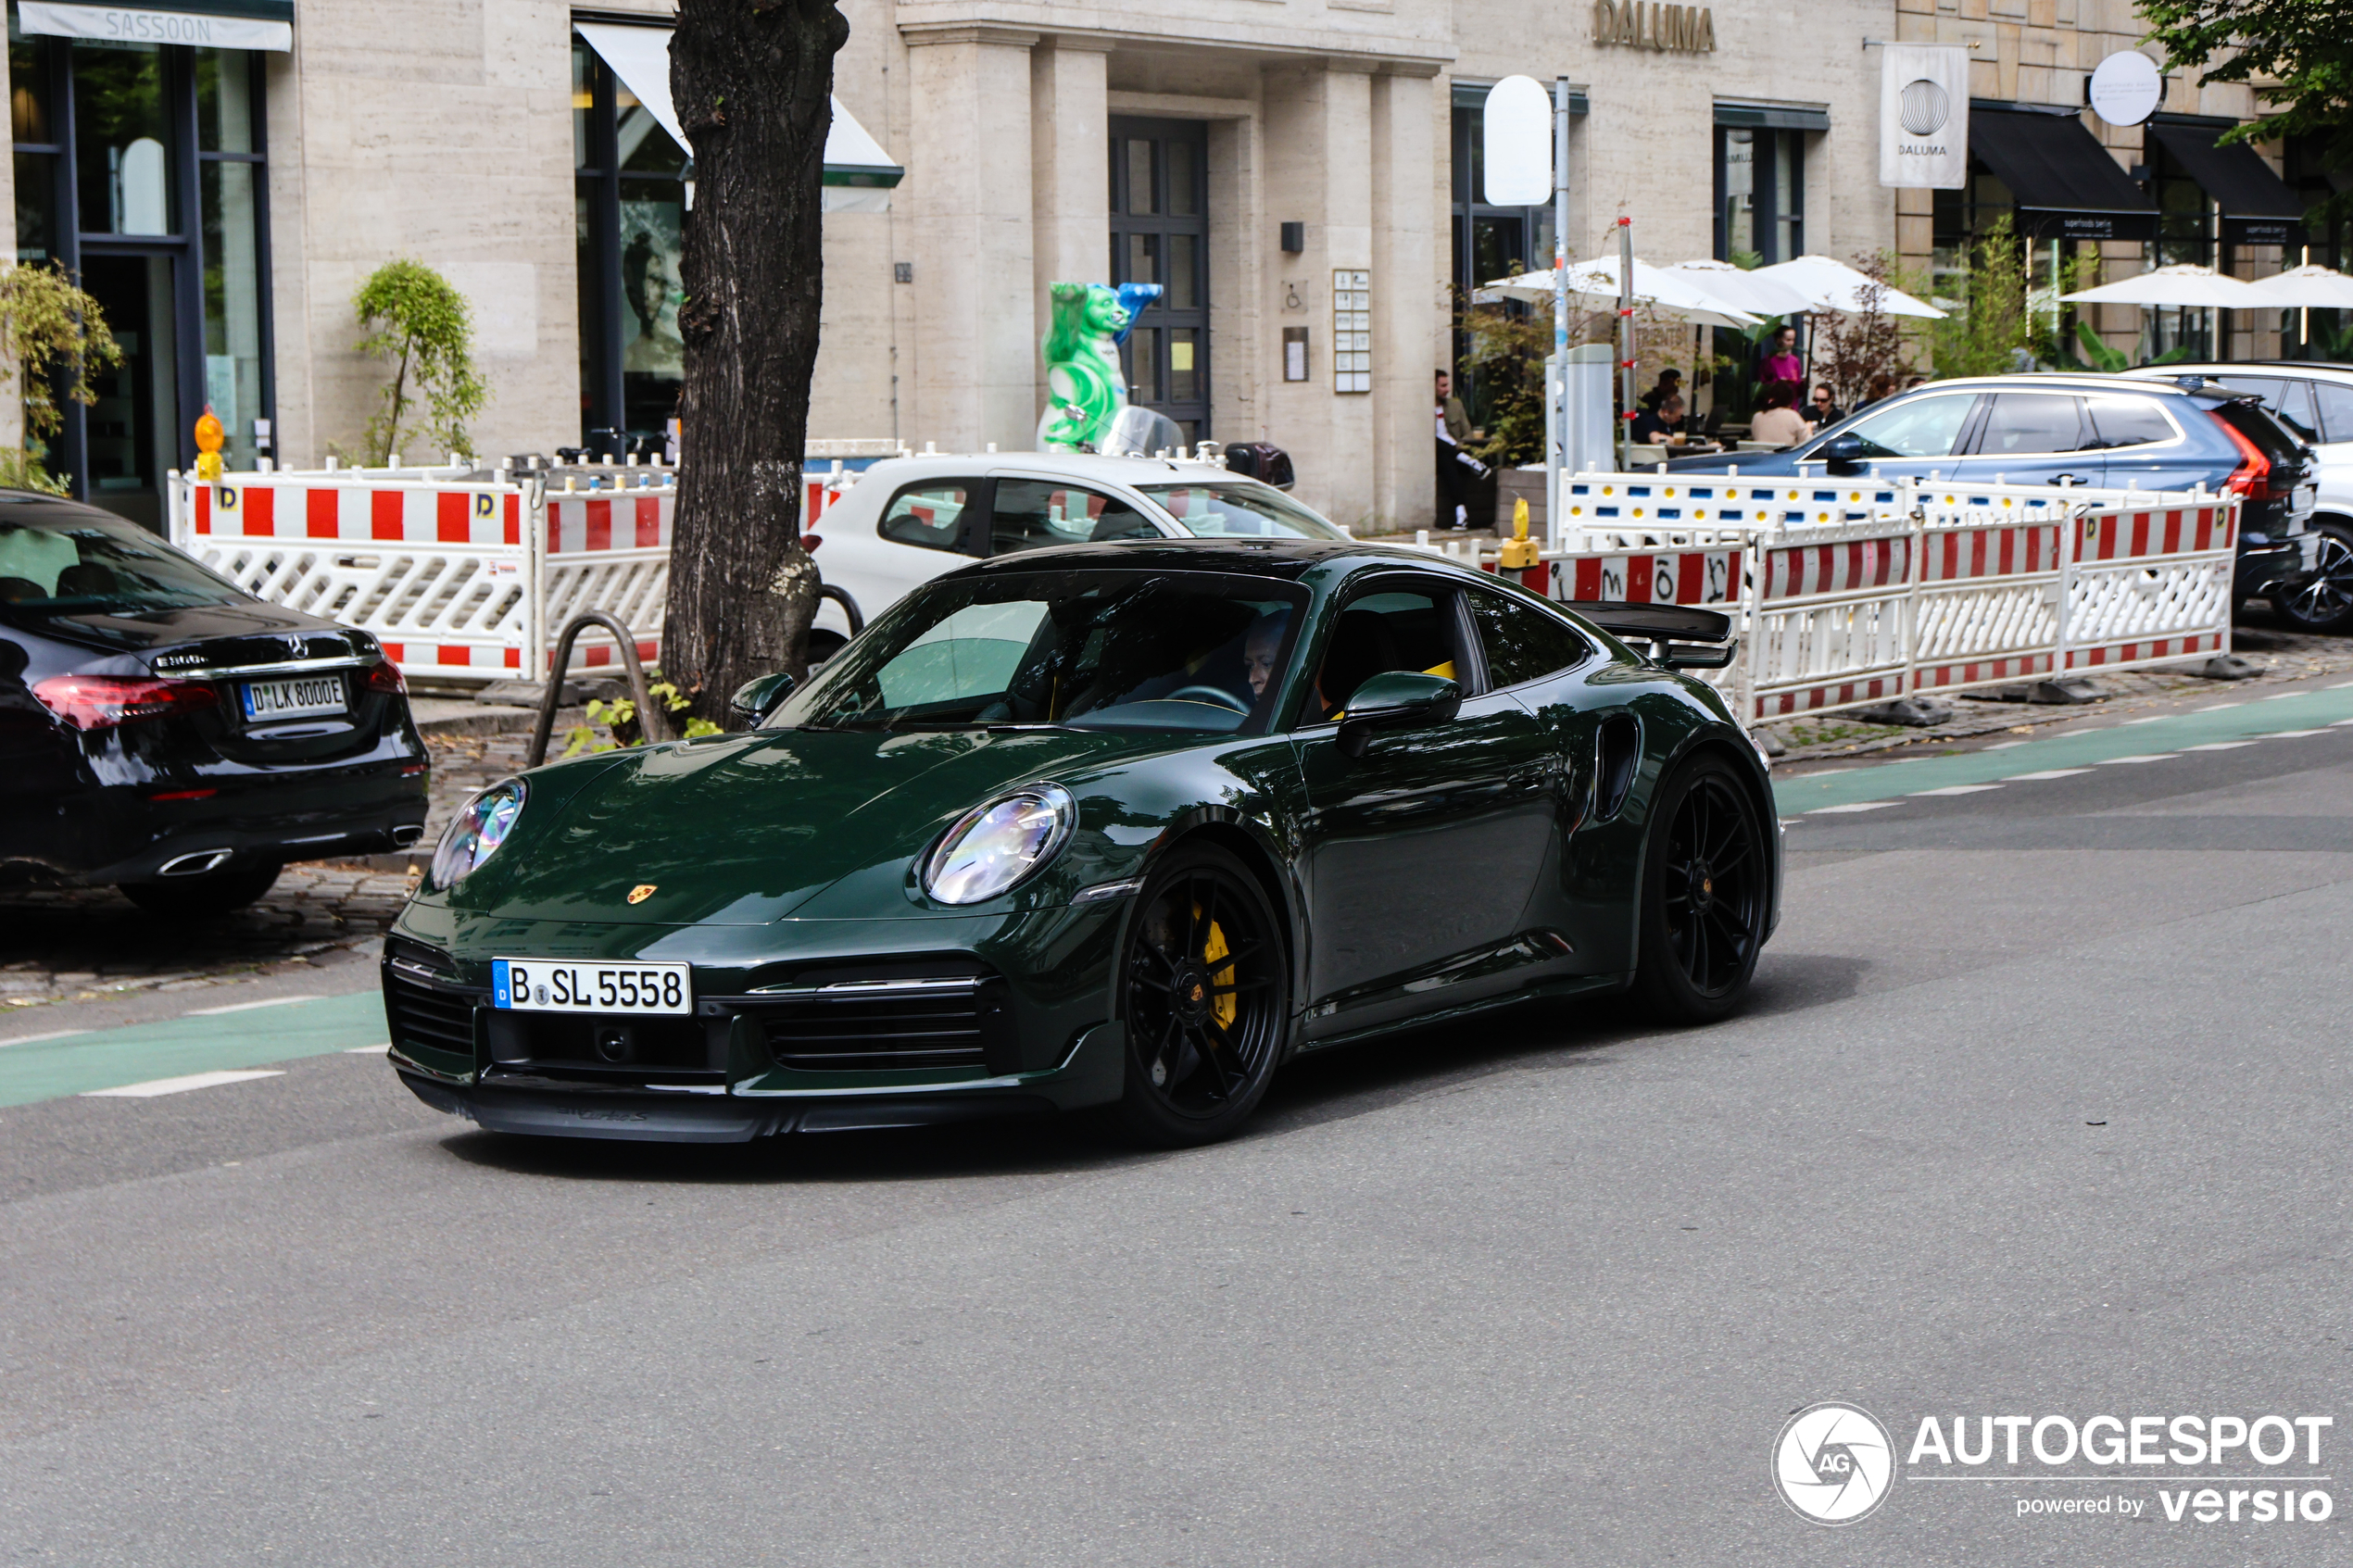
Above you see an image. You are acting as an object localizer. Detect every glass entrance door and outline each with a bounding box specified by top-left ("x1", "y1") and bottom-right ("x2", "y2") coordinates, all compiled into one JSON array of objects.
[
  {"x1": 80, "y1": 254, "x2": 180, "y2": 532},
  {"x1": 1108, "y1": 117, "x2": 1209, "y2": 442}
]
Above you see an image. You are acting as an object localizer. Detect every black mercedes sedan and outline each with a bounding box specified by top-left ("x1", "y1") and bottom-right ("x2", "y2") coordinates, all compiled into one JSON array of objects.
[{"x1": 0, "y1": 491, "x2": 429, "y2": 914}]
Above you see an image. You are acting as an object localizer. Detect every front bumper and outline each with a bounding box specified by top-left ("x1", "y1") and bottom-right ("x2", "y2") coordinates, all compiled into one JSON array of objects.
[
  {"x1": 381, "y1": 902, "x2": 1136, "y2": 1141},
  {"x1": 394, "y1": 1020, "x2": 1126, "y2": 1143}
]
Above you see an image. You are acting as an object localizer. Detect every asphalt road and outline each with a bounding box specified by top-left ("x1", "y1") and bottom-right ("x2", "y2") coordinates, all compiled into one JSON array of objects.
[{"x1": 3, "y1": 694, "x2": 2348, "y2": 1565}]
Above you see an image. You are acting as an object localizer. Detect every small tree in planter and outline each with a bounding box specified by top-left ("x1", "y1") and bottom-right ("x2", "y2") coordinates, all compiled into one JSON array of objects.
[
  {"x1": 352, "y1": 260, "x2": 486, "y2": 465},
  {"x1": 0, "y1": 261, "x2": 121, "y2": 494},
  {"x1": 1808, "y1": 252, "x2": 1921, "y2": 410}
]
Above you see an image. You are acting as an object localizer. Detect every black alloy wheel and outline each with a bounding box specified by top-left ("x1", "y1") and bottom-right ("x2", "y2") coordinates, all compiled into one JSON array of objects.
[
  {"x1": 1633, "y1": 753, "x2": 1767, "y2": 1022},
  {"x1": 1114, "y1": 843, "x2": 1288, "y2": 1146},
  {"x1": 2273, "y1": 522, "x2": 2353, "y2": 635}
]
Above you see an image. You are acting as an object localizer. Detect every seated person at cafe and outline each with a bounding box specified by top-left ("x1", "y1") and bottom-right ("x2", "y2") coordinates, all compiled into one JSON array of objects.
[
  {"x1": 1639, "y1": 368, "x2": 1683, "y2": 414},
  {"x1": 1630, "y1": 393, "x2": 1694, "y2": 446},
  {"x1": 1809, "y1": 384, "x2": 1845, "y2": 427},
  {"x1": 1749, "y1": 381, "x2": 1813, "y2": 448}
]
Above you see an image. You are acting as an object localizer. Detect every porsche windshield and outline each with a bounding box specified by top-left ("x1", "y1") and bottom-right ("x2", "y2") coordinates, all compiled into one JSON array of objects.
[{"x1": 772, "y1": 571, "x2": 1308, "y2": 735}]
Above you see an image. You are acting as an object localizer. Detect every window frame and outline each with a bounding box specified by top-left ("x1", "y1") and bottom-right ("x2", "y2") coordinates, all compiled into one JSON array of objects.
[
  {"x1": 573, "y1": 31, "x2": 691, "y2": 458},
  {"x1": 874, "y1": 475, "x2": 989, "y2": 557},
  {"x1": 1463, "y1": 582, "x2": 1597, "y2": 693},
  {"x1": 1964, "y1": 392, "x2": 2094, "y2": 460},
  {"x1": 2081, "y1": 394, "x2": 2188, "y2": 453},
  {"x1": 1290, "y1": 572, "x2": 1485, "y2": 733}
]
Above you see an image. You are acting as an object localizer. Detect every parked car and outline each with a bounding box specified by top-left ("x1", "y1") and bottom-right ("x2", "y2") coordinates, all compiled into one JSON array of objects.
[
  {"x1": 0, "y1": 492, "x2": 430, "y2": 913},
  {"x1": 1667, "y1": 373, "x2": 2318, "y2": 618},
  {"x1": 385, "y1": 539, "x2": 1776, "y2": 1148},
  {"x1": 806, "y1": 452, "x2": 1347, "y2": 659},
  {"x1": 2117, "y1": 363, "x2": 2353, "y2": 633}
]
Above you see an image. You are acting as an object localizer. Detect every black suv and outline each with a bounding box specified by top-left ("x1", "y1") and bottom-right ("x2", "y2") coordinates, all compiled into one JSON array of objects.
[{"x1": 1, "y1": 492, "x2": 429, "y2": 913}]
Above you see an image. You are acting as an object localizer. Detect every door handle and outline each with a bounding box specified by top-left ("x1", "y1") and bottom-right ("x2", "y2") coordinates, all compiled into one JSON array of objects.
[{"x1": 2045, "y1": 473, "x2": 2091, "y2": 487}]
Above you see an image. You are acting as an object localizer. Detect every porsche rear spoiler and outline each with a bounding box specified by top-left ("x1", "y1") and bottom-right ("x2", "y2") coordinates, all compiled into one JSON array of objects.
[{"x1": 1565, "y1": 601, "x2": 1738, "y2": 670}]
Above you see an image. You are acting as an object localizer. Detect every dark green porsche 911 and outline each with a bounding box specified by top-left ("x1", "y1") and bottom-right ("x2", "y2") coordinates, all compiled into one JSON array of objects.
[{"x1": 384, "y1": 539, "x2": 1779, "y2": 1147}]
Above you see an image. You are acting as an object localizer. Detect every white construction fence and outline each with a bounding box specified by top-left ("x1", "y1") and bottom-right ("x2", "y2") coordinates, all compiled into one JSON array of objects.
[
  {"x1": 1433, "y1": 471, "x2": 2240, "y2": 725},
  {"x1": 171, "y1": 460, "x2": 2239, "y2": 730},
  {"x1": 167, "y1": 459, "x2": 849, "y2": 685}
]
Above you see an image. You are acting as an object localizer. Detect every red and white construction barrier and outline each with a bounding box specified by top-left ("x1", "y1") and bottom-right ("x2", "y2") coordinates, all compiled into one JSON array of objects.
[
  {"x1": 1464, "y1": 474, "x2": 2239, "y2": 726},
  {"x1": 170, "y1": 464, "x2": 846, "y2": 684}
]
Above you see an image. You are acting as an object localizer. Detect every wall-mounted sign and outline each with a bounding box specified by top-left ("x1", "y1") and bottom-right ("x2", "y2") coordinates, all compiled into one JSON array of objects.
[
  {"x1": 17, "y1": 0, "x2": 292, "y2": 52},
  {"x1": 1332, "y1": 271, "x2": 1371, "y2": 395},
  {"x1": 1879, "y1": 44, "x2": 1969, "y2": 189},
  {"x1": 1592, "y1": 2, "x2": 1716, "y2": 53},
  {"x1": 2087, "y1": 51, "x2": 2162, "y2": 128},
  {"x1": 1482, "y1": 76, "x2": 1554, "y2": 206}
]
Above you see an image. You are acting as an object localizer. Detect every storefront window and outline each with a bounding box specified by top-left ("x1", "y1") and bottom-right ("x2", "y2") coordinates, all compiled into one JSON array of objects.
[
  {"x1": 1714, "y1": 127, "x2": 1803, "y2": 266},
  {"x1": 575, "y1": 35, "x2": 690, "y2": 455},
  {"x1": 1448, "y1": 83, "x2": 1565, "y2": 433},
  {"x1": 72, "y1": 42, "x2": 174, "y2": 237},
  {"x1": 6, "y1": 28, "x2": 271, "y2": 514}
]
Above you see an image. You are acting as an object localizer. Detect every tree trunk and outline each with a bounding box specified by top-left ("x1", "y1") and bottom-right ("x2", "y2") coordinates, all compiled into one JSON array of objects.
[{"x1": 664, "y1": 0, "x2": 849, "y2": 728}]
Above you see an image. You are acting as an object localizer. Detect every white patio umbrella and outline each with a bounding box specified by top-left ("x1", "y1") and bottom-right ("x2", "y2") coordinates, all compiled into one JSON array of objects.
[
  {"x1": 1657, "y1": 258, "x2": 1818, "y2": 319},
  {"x1": 2058, "y1": 263, "x2": 2270, "y2": 308},
  {"x1": 1752, "y1": 254, "x2": 1947, "y2": 319},
  {"x1": 1478, "y1": 257, "x2": 1762, "y2": 328},
  {"x1": 2245, "y1": 264, "x2": 2353, "y2": 309}
]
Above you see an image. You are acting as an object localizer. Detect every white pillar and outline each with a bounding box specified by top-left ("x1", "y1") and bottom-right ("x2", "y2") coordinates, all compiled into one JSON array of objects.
[
  {"x1": 905, "y1": 28, "x2": 1038, "y2": 453},
  {"x1": 1030, "y1": 38, "x2": 1113, "y2": 420},
  {"x1": 1371, "y1": 69, "x2": 1440, "y2": 533}
]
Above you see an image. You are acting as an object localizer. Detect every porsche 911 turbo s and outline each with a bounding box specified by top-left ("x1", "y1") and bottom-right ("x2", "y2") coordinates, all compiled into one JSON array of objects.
[
  {"x1": 0, "y1": 492, "x2": 430, "y2": 914},
  {"x1": 384, "y1": 539, "x2": 1780, "y2": 1148}
]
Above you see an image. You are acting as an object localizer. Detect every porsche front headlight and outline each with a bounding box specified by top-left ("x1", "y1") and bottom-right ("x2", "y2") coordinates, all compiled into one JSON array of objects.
[
  {"x1": 922, "y1": 784, "x2": 1075, "y2": 905},
  {"x1": 429, "y1": 778, "x2": 526, "y2": 889}
]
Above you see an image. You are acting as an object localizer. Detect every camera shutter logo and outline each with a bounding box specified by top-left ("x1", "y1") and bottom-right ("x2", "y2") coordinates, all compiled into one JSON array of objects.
[
  {"x1": 1899, "y1": 79, "x2": 1950, "y2": 137},
  {"x1": 1773, "y1": 1403, "x2": 1896, "y2": 1524}
]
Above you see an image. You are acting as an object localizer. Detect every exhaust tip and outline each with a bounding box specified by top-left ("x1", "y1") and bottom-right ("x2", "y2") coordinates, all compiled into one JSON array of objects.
[
  {"x1": 158, "y1": 848, "x2": 234, "y2": 877},
  {"x1": 390, "y1": 824, "x2": 426, "y2": 847}
]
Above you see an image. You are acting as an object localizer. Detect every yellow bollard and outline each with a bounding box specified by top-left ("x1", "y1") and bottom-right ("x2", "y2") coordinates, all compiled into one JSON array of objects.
[
  {"x1": 193, "y1": 406, "x2": 226, "y2": 482},
  {"x1": 1498, "y1": 495, "x2": 1539, "y2": 570}
]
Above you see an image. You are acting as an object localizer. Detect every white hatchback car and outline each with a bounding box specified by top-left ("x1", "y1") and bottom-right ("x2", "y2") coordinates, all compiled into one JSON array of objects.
[
  {"x1": 2121, "y1": 362, "x2": 2353, "y2": 633},
  {"x1": 804, "y1": 453, "x2": 1349, "y2": 657}
]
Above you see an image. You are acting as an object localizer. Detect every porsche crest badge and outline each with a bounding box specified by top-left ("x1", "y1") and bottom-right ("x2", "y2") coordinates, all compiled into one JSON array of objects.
[{"x1": 627, "y1": 884, "x2": 657, "y2": 905}]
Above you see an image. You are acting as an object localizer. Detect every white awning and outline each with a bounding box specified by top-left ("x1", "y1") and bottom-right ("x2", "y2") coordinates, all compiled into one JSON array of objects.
[
  {"x1": 18, "y1": 0, "x2": 292, "y2": 52},
  {"x1": 574, "y1": 22, "x2": 902, "y2": 212}
]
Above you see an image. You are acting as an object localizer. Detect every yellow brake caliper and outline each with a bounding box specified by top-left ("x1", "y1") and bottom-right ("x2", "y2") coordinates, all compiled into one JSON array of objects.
[{"x1": 1197, "y1": 904, "x2": 1238, "y2": 1031}]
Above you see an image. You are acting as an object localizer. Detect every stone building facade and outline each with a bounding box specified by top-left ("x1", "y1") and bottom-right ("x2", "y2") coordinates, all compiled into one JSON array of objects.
[{"x1": 0, "y1": 0, "x2": 2317, "y2": 535}]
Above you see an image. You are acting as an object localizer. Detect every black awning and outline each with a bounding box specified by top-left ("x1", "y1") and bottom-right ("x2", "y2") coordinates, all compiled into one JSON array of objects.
[
  {"x1": 2148, "y1": 119, "x2": 2307, "y2": 246},
  {"x1": 1969, "y1": 104, "x2": 2156, "y2": 243}
]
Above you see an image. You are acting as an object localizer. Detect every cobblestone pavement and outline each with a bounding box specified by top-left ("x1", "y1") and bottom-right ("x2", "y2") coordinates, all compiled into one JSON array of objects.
[
  {"x1": 0, "y1": 727, "x2": 546, "y2": 1016},
  {"x1": 5, "y1": 621, "x2": 2347, "y2": 1012}
]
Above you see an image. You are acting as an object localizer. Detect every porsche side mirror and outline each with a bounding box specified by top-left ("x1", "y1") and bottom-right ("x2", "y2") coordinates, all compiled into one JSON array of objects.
[
  {"x1": 728, "y1": 671, "x2": 797, "y2": 726},
  {"x1": 1336, "y1": 671, "x2": 1461, "y2": 759},
  {"x1": 1818, "y1": 433, "x2": 1868, "y2": 473}
]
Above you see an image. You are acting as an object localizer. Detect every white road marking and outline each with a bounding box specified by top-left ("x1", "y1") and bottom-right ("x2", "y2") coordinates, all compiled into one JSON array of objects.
[
  {"x1": 2125, "y1": 715, "x2": 2169, "y2": 724},
  {"x1": 2095, "y1": 754, "x2": 2179, "y2": 765},
  {"x1": 0, "y1": 1029, "x2": 90, "y2": 1048},
  {"x1": 2331, "y1": 680, "x2": 2353, "y2": 689},
  {"x1": 2260, "y1": 729, "x2": 2329, "y2": 738},
  {"x1": 183, "y1": 995, "x2": 325, "y2": 1017},
  {"x1": 344, "y1": 1043, "x2": 390, "y2": 1054},
  {"x1": 2004, "y1": 769, "x2": 2095, "y2": 781},
  {"x1": 1982, "y1": 740, "x2": 2030, "y2": 750},
  {"x1": 82, "y1": 1069, "x2": 286, "y2": 1098},
  {"x1": 2261, "y1": 691, "x2": 2306, "y2": 700},
  {"x1": 1808, "y1": 801, "x2": 1901, "y2": 814},
  {"x1": 2195, "y1": 702, "x2": 2245, "y2": 712},
  {"x1": 1909, "y1": 784, "x2": 2004, "y2": 797},
  {"x1": 2333, "y1": 717, "x2": 2353, "y2": 728},
  {"x1": 2180, "y1": 742, "x2": 2259, "y2": 752}
]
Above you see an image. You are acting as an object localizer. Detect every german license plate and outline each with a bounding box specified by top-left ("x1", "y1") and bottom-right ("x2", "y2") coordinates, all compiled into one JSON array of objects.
[
  {"x1": 492, "y1": 959, "x2": 692, "y2": 1015},
  {"x1": 241, "y1": 673, "x2": 347, "y2": 721}
]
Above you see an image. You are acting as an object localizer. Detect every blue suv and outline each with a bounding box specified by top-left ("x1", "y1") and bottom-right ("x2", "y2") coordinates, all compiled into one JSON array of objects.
[{"x1": 1666, "y1": 374, "x2": 2315, "y2": 611}]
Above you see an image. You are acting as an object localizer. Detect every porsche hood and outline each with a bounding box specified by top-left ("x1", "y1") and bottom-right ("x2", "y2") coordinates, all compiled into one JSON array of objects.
[{"x1": 445, "y1": 725, "x2": 1168, "y2": 925}]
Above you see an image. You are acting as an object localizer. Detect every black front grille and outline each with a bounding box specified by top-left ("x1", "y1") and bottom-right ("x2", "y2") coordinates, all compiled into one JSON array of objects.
[
  {"x1": 384, "y1": 970, "x2": 477, "y2": 1055},
  {"x1": 747, "y1": 975, "x2": 1003, "y2": 1072},
  {"x1": 490, "y1": 1012, "x2": 716, "y2": 1072}
]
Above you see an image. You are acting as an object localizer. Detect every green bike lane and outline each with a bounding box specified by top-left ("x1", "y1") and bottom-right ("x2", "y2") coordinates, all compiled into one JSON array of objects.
[
  {"x1": 1773, "y1": 681, "x2": 2353, "y2": 814},
  {"x1": 0, "y1": 992, "x2": 387, "y2": 1109},
  {"x1": 5, "y1": 681, "x2": 2347, "y2": 1112}
]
